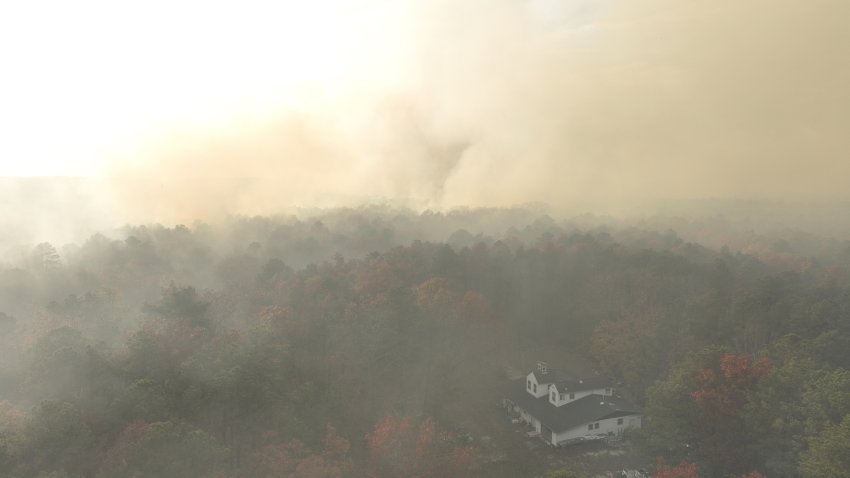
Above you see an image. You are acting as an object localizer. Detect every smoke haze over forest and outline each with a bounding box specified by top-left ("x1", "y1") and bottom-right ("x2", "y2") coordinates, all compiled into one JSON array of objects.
[
  {"x1": 2, "y1": 0, "x2": 849, "y2": 228},
  {"x1": 2, "y1": 1, "x2": 850, "y2": 477}
]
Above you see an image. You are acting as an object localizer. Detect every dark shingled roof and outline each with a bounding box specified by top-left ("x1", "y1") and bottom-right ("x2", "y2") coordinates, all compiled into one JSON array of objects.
[
  {"x1": 530, "y1": 369, "x2": 569, "y2": 384},
  {"x1": 553, "y1": 376, "x2": 614, "y2": 393},
  {"x1": 529, "y1": 370, "x2": 613, "y2": 394},
  {"x1": 504, "y1": 379, "x2": 639, "y2": 433}
]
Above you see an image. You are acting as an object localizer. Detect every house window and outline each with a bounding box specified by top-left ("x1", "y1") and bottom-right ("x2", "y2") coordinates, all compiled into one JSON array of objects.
[
  {"x1": 587, "y1": 424, "x2": 593, "y2": 431},
  {"x1": 594, "y1": 423, "x2": 600, "y2": 429},
  {"x1": 617, "y1": 418, "x2": 624, "y2": 425},
  {"x1": 560, "y1": 393, "x2": 566, "y2": 400},
  {"x1": 533, "y1": 384, "x2": 537, "y2": 393},
  {"x1": 569, "y1": 393, "x2": 574, "y2": 400},
  {"x1": 551, "y1": 391, "x2": 556, "y2": 401},
  {"x1": 527, "y1": 380, "x2": 531, "y2": 390}
]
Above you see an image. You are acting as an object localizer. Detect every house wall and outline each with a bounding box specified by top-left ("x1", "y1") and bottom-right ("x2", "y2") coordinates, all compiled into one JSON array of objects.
[
  {"x1": 553, "y1": 414, "x2": 642, "y2": 445},
  {"x1": 526, "y1": 372, "x2": 550, "y2": 398},
  {"x1": 548, "y1": 386, "x2": 613, "y2": 407},
  {"x1": 513, "y1": 405, "x2": 542, "y2": 433}
]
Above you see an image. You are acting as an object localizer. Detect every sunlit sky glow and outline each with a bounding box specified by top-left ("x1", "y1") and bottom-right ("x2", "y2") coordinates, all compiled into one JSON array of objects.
[
  {"x1": 1, "y1": 0, "x2": 848, "y2": 208},
  {"x1": 0, "y1": 0, "x2": 407, "y2": 176}
]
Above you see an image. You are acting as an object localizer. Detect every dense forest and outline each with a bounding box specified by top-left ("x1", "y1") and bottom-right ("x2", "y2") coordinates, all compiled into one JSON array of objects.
[{"x1": 2, "y1": 206, "x2": 850, "y2": 477}]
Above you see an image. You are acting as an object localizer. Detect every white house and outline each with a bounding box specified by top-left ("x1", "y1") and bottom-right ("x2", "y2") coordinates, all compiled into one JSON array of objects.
[{"x1": 503, "y1": 362, "x2": 641, "y2": 446}]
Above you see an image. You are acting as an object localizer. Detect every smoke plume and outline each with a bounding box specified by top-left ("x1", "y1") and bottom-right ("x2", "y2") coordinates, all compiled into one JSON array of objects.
[{"x1": 5, "y1": 0, "x2": 850, "y2": 225}]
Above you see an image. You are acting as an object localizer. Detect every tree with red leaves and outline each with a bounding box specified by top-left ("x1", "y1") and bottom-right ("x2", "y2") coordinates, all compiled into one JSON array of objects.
[
  {"x1": 653, "y1": 461, "x2": 766, "y2": 478},
  {"x1": 250, "y1": 425, "x2": 352, "y2": 478},
  {"x1": 653, "y1": 458, "x2": 699, "y2": 478},
  {"x1": 732, "y1": 472, "x2": 767, "y2": 478},
  {"x1": 458, "y1": 290, "x2": 492, "y2": 322},
  {"x1": 690, "y1": 354, "x2": 772, "y2": 476},
  {"x1": 98, "y1": 419, "x2": 226, "y2": 478},
  {"x1": 365, "y1": 416, "x2": 476, "y2": 478}
]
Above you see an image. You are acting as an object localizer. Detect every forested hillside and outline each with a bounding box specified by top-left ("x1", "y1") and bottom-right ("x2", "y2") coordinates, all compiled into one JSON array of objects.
[{"x1": 1, "y1": 207, "x2": 849, "y2": 477}]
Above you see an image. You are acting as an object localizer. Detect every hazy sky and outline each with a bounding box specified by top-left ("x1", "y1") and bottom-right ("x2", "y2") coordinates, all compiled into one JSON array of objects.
[{"x1": 1, "y1": 0, "x2": 848, "y2": 221}]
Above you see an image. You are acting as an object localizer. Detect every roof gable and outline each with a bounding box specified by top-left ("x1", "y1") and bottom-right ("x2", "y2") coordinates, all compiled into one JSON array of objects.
[
  {"x1": 554, "y1": 376, "x2": 613, "y2": 393},
  {"x1": 530, "y1": 368, "x2": 568, "y2": 384}
]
